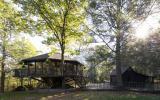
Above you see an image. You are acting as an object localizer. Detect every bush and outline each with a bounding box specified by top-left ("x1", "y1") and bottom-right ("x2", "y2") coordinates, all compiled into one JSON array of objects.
[{"x1": 24, "y1": 85, "x2": 34, "y2": 90}]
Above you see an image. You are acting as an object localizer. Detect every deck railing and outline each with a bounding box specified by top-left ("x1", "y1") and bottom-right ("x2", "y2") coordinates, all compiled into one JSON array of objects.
[{"x1": 14, "y1": 68, "x2": 83, "y2": 77}]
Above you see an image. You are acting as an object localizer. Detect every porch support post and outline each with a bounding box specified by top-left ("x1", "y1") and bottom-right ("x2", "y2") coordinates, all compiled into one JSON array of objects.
[
  {"x1": 35, "y1": 62, "x2": 37, "y2": 74},
  {"x1": 20, "y1": 77, "x2": 23, "y2": 87},
  {"x1": 28, "y1": 77, "x2": 32, "y2": 85},
  {"x1": 41, "y1": 62, "x2": 43, "y2": 74},
  {"x1": 28, "y1": 62, "x2": 30, "y2": 76},
  {"x1": 75, "y1": 76, "x2": 76, "y2": 88},
  {"x1": 76, "y1": 64, "x2": 78, "y2": 75}
]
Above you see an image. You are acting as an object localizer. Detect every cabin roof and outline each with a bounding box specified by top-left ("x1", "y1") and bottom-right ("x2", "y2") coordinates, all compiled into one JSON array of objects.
[{"x1": 21, "y1": 53, "x2": 82, "y2": 65}]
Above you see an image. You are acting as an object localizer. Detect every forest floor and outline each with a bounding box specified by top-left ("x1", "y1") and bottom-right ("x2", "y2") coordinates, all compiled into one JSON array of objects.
[{"x1": 0, "y1": 90, "x2": 160, "y2": 100}]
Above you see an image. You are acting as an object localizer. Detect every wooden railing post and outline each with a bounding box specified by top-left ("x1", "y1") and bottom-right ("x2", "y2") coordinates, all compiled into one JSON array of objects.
[{"x1": 76, "y1": 64, "x2": 78, "y2": 75}]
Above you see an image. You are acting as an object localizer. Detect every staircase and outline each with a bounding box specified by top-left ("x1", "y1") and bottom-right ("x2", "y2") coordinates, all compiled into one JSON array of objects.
[
  {"x1": 74, "y1": 76, "x2": 86, "y2": 88},
  {"x1": 65, "y1": 76, "x2": 86, "y2": 88}
]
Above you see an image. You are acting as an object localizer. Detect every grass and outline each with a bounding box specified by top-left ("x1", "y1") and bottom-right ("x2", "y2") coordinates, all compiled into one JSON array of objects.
[
  {"x1": 0, "y1": 92, "x2": 48, "y2": 100},
  {"x1": 0, "y1": 91, "x2": 160, "y2": 100}
]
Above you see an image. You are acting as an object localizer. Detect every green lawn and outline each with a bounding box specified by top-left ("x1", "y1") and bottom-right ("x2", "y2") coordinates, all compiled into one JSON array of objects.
[{"x1": 0, "y1": 91, "x2": 160, "y2": 100}]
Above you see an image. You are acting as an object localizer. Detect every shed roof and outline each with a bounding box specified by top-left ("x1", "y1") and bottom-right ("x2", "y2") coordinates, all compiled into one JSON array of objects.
[
  {"x1": 110, "y1": 67, "x2": 153, "y2": 77},
  {"x1": 21, "y1": 53, "x2": 82, "y2": 65}
]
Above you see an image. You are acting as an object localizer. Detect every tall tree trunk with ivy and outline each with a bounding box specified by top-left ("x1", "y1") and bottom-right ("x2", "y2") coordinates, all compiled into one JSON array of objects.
[
  {"x1": 115, "y1": 0, "x2": 123, "y2": 87},
  {"x1": 115, "y1": 34, "x2": 123, "y2": 87}
]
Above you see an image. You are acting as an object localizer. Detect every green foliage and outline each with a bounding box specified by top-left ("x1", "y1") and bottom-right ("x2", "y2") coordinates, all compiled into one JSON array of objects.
[
  {"x1": 0, "y1": 0, "x2": 26, "y2": 92},
  {"x1": 0, "y1": 0, "x2": 36, "y2": 64},
  {"x1": 86, "y1": 45, "x2": 113, "y2": 82},
  {"x1": 8, "y1": 38, "x2": 37, "y2": 62},
  {"x1": 0, "y1": 0, "x2": 27, "y2": 56},
  {"x1": 0, "y1": 0, "x2": 29, "y2": 34},
  {"x1": 126, "y1": 32, "x2": 160, "y2": 76},
  {"x1": 14, "y1": 0, "x2": 88, "y2": 55},
  {"x1": 86, "y1": 46, "x2": 113, "y2": 64}
]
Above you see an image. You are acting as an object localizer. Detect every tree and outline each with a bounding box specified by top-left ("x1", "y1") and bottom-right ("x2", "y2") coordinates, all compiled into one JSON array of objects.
[
  {"x1": 86, "y1": 45, "x2": 113, "y2": 82},
  {"x1": 126, "y1": 31, "x2": 160, "y2": 76},
  {"x1": 87, "y1": 0, "x2": 159, "y2": 87},
  {"x1": 8, "y1": 38, "x2": 37, "y2": 88},
  {"x1": 9, "y1": 38, "x2": 37, "y2": 62},
  {"x1": 0, "y1": 0, "x2": 26, "y2": 92},
  {"x1": 14, "y1": 0, "x2": 88, "y2": 88}
]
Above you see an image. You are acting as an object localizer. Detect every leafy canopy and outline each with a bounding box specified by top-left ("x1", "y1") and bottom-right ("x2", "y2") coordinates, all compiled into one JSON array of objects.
[
  {"x1": 14, "y1": 0, "x2": 88, "y2": 53},
  {"x1": 0, "y1": 0, "x2": 37, "y2": 68}
]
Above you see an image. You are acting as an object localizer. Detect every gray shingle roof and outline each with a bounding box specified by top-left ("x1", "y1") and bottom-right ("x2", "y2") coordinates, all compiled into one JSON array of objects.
[{"x1": 21, "y1": 53, "x2": 82, "y2": 65}]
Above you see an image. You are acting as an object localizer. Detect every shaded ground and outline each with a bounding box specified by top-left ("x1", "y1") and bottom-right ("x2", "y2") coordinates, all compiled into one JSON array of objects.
[{"x1": 0, "y1": 90, "x2": 160, "y2": 100}]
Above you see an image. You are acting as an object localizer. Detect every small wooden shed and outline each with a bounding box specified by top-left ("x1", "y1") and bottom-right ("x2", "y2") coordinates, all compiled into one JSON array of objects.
[
  {"x1": 14, "y1": 53, "x2": 86, "y2": 88},
  {"x1": 110, "y1": 67, "x2": 154, "y2": 87}
]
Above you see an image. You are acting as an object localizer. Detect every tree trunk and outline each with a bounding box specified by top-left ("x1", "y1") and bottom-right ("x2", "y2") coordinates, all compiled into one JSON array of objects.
[
  {"x1": 60, "y1": 9, "x2": 68, "y2": 89},
  {"x1": 115, "y1": 34, "x2": 123, "y2": 87},
  {"x1": 1, "y1": 46, "x2": 6, "y2": 93},
  {"x1": 115, "y1": 0, "x2": 123, "y2": 88},
  {"x1": 1, "y1": 65, "x2": 5, "y2": 93},
  {"x1": 61, "y1": 47, "x2": 65, "y2": 88}
]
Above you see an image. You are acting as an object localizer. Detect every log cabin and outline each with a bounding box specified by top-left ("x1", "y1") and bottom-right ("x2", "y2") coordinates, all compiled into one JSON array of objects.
[{"x1": 14, "y1": 53, "x2": 86, "y2": 88}]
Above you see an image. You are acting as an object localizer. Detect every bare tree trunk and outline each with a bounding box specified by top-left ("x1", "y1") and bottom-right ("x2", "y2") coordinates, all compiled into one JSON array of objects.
[
  {"x1": 1, "y1": 65, "x2": 5, "y2": 93},
  {"x1": 1, "y1": 45, "x2": 6, "y2": 93}
]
